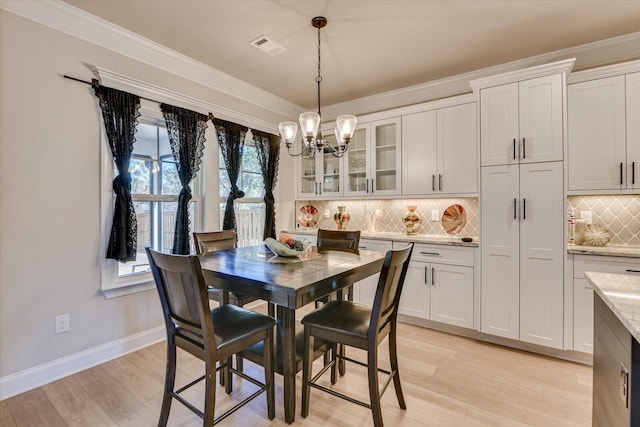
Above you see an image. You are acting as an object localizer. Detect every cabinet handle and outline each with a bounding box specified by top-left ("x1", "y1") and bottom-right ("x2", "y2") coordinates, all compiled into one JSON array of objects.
[
  {"x1": 514, "y1": 198, "x2": 517, "y2": 220},
  {"x1": 371, "y1": 179, "x2": 374, "y2": 193},
  {"x1": 523, "y1": 198, "x2": 526, "y2": 220},
  {"x1": 513, "y1": 138, "x2": 516, "y2": 160},
  {"x1": 424, "y1": 266, "x2": 428, "y2": 285},
  {"x1": 439, "y1": 174, "x2": 443, "y2": 191},
  {"x1": 359, "y1": 246, "x2": 367, "y2": 249},
  {"x1": 626, "y1": 269, "x2": 640, "y2": 273},
  {"x1": 522, "y1": 137, "x2": 526, "y2": 159},
  {"x1": 432, "y1": 175, "x2": 435, "y2": 191},
  {"x1": 420, "y1": 251, "x2": 440, "y2": 256},
  {"x1": 632, "y1": 161, "x2": 635, "y2": 185},
  {"x1": 366, "y1": 179, "x2": 369, "y2": 193},
  {"x1": 620, "y1": 162, "x2": 624, "y2": 185},
  {"x1": 432, "y1": 267, "x2": 435, "y2": 286},
  {"x1": 318, "y1": 182, "x2": 322, "y2": 195},
  {"x1": 314, "y1": 182, "x2": 318, "y2": 195}
]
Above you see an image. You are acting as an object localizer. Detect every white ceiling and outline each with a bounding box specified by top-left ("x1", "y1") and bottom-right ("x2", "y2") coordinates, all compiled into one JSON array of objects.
[{"x1": 63, "y1": 0, "x2": 640, "y2": 110}]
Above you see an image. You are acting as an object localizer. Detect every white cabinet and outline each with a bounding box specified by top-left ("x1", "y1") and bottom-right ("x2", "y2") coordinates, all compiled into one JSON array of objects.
[
  {"x1": 402, "y1": 102, "x2": 477, "y2": 196},
  {"x1": 395, "y1": 242, "x2": 474, "y2": 329},
  {"x1": 343, "y1": 118, "x2": 401, "y2": 197},
  {"x1": 571, "y1": 254, "x2": 640, "y2": 354},
  {"x1": 295, "y1": 131, "x2": 343, "y2": 199},
  {"x1": 352, "y1": 239, "x2": 393, "y2": 306},
  {"x1": 568, "y1": 69, "x2": 640, "y2": 192},
  {"x1": 479, "y1": 74, "x2": 563, "y2": 166},
  {"x1": 480, "y1": 162, "x2": 564, "y2": 348}
]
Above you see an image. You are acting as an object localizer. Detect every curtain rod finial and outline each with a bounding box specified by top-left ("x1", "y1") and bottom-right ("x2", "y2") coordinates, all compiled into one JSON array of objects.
[
  {"x1": 91, "y1": 78, "x2": 100, "y2": 89},
  {"x1": 208, "y1": 112, "x2": 214, "y2": 122}
]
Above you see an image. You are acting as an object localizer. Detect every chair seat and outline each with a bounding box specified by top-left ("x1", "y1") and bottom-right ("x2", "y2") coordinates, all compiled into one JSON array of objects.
[
  {"x1": 177, "y1": 304, "x2": 274, "y2": 357},
  {"x1": 302, "y1": 301, "x2": 371, "y2": 341}
]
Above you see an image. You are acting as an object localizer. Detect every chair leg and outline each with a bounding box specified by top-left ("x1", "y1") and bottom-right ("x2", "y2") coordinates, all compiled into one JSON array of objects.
[
  {"x1": 203, "y1": 362, "x2": 216, "y2": 426},
  {"x1": 301, "y1": 327, "x2": 314, "y2": 418},
  {"x1": 224, "y1": 356, "x2": 233, "y2": 394},
  {"x1": 235, "y1": 354, "x2": 244, "y2": 372},
  {"x1": 330, "y1": 342, "x2": 338, "y2": 385},
  {"x1": 264, "y1": 330, "x2": 275, "y2": 420},
  {"x1": 389, "y1": 325, "x2": 406, "y2": 409},
  {"x1": 158, "y1": 341, "x2": 176, "y2": 427},
  {"x1": 268, "y1": 303, "x2": 275, "y2": 318},
  {"x1": 338, "y1": 343, "x2": 346, "y2": 376},
  {"x1": 367, "y1": 346, "x2": 384, "y2": 427}
]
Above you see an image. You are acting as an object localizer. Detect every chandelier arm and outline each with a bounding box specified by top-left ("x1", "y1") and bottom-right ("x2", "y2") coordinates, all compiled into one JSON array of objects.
[
  {"x1": 286, "y1": 143, "x2": 314, "y2": 158},
  {"x1": 322, "y1": 138, "x2": 346, "y2": 158}
]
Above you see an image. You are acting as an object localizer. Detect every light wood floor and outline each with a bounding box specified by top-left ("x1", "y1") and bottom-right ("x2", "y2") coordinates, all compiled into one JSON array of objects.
[{"x1": 1, "y1": 321, "x2": 592, "y2": 426}]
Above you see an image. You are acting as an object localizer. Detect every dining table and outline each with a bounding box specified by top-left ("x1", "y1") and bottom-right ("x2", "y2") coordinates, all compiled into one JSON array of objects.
[{"x1": 198, "y1": 244, "x2": 386, "y2": 424}]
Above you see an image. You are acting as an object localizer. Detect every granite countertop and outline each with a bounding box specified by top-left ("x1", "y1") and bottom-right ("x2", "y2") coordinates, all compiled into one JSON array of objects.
[
  {"x1": 568, "y1": 244, "x2": 640, "y2": 258},
  {"x1": 585, "y1": 271, "x2": 640, "y2": 343},
  {"x1": 286, "y1": 229, "x2": 479, "y2": 248}
]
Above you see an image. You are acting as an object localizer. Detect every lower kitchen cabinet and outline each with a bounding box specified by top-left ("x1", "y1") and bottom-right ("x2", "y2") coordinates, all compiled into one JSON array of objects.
[
  {"x1": 352, "y1": 239, "x2": 393, "y2": 306},
  {"x1": 572, "y1": 254, "x2": 640, "y2": 354},
  {"x1": 393, "y1": 241, "x2": 475, "y2": 329}
]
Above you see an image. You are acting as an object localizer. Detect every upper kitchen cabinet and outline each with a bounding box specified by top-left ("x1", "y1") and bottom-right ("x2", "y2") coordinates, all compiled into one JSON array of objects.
[
  {"x1": 402, "y1": 101, "x2": 478, "y2": 196},
  {"x1": 567, "y1": 61, "x2": 640, "y2": 193},
  {"x1": 295, "y1": 130, "x2": 343, "y2": 199},
  {"x1": 343, "y1": 117, "x2": 402, "y2": 197},
  {"x1": 471, "y1": 59, "x2": 574, "y2": 167}
]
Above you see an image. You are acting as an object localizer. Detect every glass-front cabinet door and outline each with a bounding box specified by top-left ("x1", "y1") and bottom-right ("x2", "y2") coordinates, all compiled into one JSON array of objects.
[
  {"x1": 371, "y1": 117, "x2": 401, "y2": 196},
  {"x1": 320, "y1": 133, "x2": 342, "y2": 197},
  {"x1": 344, "y1": 124, "x2": 370, "y2": 196},
  {"x1": 297, "y1": 150, "x2": 317, "y2": 198}
]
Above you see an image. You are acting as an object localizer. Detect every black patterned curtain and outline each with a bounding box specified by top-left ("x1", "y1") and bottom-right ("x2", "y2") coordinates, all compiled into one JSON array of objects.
[
  {"x1": 160, "y1": 104, "x2": 208, "y2": 255},
  {"x1": 214, "y1": 118, "x2": 247, "y2": 231},
  {"x1": 94, "y1": 85, "x2": 141, "y2": 262},
  {"x1": 253, "y1": 130, "x2": 280, "y2": 240}
]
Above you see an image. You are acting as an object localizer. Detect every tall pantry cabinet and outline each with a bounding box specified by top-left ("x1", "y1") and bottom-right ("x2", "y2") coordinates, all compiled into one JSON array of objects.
[{"x1": 471, "y1": 59, "x2": 574, "y2": 349}]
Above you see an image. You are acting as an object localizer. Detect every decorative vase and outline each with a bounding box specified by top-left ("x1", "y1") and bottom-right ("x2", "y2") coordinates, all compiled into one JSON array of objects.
[
  {"x1": 334, "y1": 206, "x2": 350, "y2": 230},
  {"x1": 402, "y1": 205, "x2": 422, "y2": 235}
]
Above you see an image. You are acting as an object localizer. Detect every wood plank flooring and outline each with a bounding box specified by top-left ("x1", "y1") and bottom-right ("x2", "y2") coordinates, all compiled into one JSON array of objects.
[{"x1": 1, "y1": 320, "x2": 592, "y2": 426}]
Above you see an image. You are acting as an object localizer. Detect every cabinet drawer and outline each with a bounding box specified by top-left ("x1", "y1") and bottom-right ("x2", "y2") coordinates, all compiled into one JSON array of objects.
[
  {"x1": 573, "y1": 255, "x2": 640, "y2": 279},
  {"x1": 397, "y1": 242, "x2": 474, "y2": 267}
]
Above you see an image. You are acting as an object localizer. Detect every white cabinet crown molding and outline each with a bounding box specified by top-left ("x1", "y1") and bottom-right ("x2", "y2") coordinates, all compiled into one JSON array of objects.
[
  {"x1": 95, "y1": 67, "x2": 277, "y2": 134},
  {"x1": 567, "y1": 59, "x2": 640, "y2": 84},
  {"x1": 470, "y1": 58, "x2": 576, "y2": 92}
]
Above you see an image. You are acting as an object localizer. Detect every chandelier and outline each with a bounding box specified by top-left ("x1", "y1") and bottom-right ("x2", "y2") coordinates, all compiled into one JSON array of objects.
[{"x1": 278, "y1": 16, "x2": 357, "y2": 158}]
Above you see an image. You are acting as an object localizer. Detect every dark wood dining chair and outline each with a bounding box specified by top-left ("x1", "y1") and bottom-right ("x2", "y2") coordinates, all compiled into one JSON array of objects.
[
  {"x1": 300, "y1": 243, "x2": 414, "y2": 427},
  {"x1": 146, "y1": 248, "x2": 275, "y2": 426},
  {"x1": 316, "y1": 229, "x2": 361, "y2": 302}
]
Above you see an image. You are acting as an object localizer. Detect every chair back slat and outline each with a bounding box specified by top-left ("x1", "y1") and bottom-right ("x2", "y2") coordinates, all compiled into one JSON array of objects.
[
  {"x1": 316, "y1": 229, "x2": 361, "y2": 254},
  {"x1": 370, "y1": 243, "x2": 414, "y2": 336},
  {"x1": 193, "y1": 230, "x2": 237, "y2": 255}
]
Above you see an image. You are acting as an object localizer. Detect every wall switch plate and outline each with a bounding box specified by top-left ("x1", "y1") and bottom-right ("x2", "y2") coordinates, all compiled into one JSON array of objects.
[
  {"x1": 580, "y1": 211, "x2": 593, "y2": 224},
  {"x1": 55, "y1": 314, "x2": 70, "y2": 334},
  {"x1": 431, "y1": 209, "x2": 440, "y2": 221}
]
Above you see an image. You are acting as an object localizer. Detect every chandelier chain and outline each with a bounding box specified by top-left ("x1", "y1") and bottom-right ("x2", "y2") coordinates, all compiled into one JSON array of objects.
[{"x1": 316, "y1": 24, "x2": 322, "y2": 116}]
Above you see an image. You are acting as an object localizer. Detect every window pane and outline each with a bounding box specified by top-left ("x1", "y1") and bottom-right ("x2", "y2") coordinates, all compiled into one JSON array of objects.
[
  {"x1": 160, "y1": 159, "x2": 181, "y2": 195},
  {"x1": 219, "y1": 168, "x2": 231, "y2": 198},
  {"x1": 129, "y1": 159, "x2": 152, "y2": 194},
  {"x1": 243, "y1": 172, "x2": 264, "y2": 198},
  {"x1": 243, "y1": 145, "x2": 261, "y2": 173},
  {"x1": 118, "y1": 201, "x2": 152, "y2": 277},
  {"x1": 220, "y1": 202, "x2": 265, "y2": 247}
]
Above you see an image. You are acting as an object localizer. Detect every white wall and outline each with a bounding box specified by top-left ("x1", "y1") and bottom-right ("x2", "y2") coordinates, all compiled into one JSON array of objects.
[{"x1": 0, "y1": 10, "x2": 296, "y2": 397}]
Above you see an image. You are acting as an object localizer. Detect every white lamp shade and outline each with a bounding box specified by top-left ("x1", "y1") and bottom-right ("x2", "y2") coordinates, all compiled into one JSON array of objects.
[
  {"x1": 336, "y1": 115, "x2": 357, "y2": 141},
  {"x1": 278, "y1": 121, "x2": 298, "y2": 146},
  {"x1": 299, "y1": 112, "x2": 321, "y2": 141}
]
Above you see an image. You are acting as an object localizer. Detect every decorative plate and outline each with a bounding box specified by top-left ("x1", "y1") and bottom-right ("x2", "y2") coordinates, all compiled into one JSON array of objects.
[
  {"x1": 264, "y1": 237, "x2": 311, "y2": 257},
  {"x1": 584, "y1": 224, "x2": 611, "y2": 247},
  {"x1": 441, "y1": 204, "x2": 467, "y2": 235},
  {"x1": 297, "y1": 205, "x2": 319, "y2": 228}
]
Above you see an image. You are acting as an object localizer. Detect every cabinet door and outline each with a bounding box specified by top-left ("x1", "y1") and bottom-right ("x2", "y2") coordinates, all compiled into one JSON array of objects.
[
  {"x1": 480, "y1": 83, "x2": 519, "y2": 166},
  {"x1": 343, "y1": 125, "x2": 369, "y2": 196},
  {"x1": 318, "y1": 133, "x2": 343, "y2": 197},
  {"x1": 430, "y1": 264, "x2": 474, "y2": 329},
  {"x1": 438, "y1": 103, "x2": 478, "y2": 194},
  {"x1": 371, "y1": 118, "x2": 402, "y2": 196},
  {"x1": 352, "y1": 239, "x2": 392, "y2": 307},
  {"x1": 297, "y1": 150, "x2": 318, "y2": 198},
  {"x1": 519, "y1": 162, "x2": 564, "y2": 349},
  {"x1": 402, "y1": 110, "x2": 437, "y2": 195},
  {"x1": 573, "y1": 278, "x2": 594, "y2": 353},
  {"x1": 398, "y1": 260, "x2": 430, "y2": 319},
  {"x1": 568, "y1": 76, "x2": 626, "y2": 191},
  {"x1": 627, "y1": 72, "x2": 640, "y2": 190},
  {"x1": 480, "y1": 165, "x2": 520, "y2": 339},
  {"x1": 518, "y1": 74, "x2": 564, "y2": 163}
]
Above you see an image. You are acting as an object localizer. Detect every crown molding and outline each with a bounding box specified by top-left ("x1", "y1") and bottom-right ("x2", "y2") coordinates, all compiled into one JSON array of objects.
[
  {"x1": 469, "y1": 58, "x2": 575, "y2": 92},
  {"x1": 0, "y1": 0, "x2": 303, "y2": 119},
  {"x1": 567, "y1": 59, "x2": 640, "y2": 84}
]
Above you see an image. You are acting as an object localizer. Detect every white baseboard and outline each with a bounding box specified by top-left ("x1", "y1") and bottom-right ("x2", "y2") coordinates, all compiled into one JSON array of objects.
[{"x1": 0, "y1": 326, "x2": 166, "y2": 400}]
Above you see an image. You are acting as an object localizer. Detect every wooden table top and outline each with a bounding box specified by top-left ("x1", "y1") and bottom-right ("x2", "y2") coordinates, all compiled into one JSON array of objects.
[{"x1": 199, "y1": 245, "x2": 386, "y2": 309}]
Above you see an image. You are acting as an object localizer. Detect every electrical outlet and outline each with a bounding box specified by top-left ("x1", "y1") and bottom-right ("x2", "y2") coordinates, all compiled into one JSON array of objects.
[
  {"x1": 55, "y1": 314, "x2": 70, "y2": 334},
  {"x1": 324, "y1": 209, "x2": 330, "y2": 218},
  {"x1": 431, "y1": 209, "x2": 440, "y2": 221}
]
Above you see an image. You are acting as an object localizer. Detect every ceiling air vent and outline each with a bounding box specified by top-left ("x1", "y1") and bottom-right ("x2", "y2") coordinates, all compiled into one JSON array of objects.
[{"x1": 250, "y1": 35, "x2": 286, "y2": 56}]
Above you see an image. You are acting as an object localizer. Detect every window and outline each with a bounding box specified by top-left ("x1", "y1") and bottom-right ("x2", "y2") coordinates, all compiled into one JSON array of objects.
[
  {"x1": 219, "y1": 135, "x2": 265, "y2": 247},
  {"x1": 101, "y1": 111, "x2": 202, "y2": 297}
]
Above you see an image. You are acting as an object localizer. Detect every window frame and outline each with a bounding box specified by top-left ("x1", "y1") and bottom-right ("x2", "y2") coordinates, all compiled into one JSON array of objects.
[{"x1": 100, "y1": 100, "x2": 204, "y2": 298}]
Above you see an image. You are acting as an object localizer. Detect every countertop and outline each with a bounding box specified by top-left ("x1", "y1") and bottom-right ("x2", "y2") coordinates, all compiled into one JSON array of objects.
[
  {"x1": 568, "y1": 244, "x2": 640, "y2": 258},
  {"x1": 285, "y1": 229, "x2": 479, "y2": 248},
  {"x1": 585, "y1": 271, "x2": 640, "y2": 343}
]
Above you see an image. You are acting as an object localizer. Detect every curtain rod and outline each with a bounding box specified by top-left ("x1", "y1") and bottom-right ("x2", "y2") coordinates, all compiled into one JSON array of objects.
[{"x1": 62, "y1": 74, "x2": 215, "y2": 121}]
